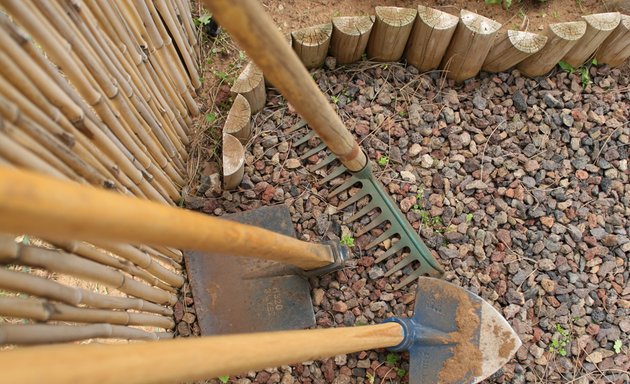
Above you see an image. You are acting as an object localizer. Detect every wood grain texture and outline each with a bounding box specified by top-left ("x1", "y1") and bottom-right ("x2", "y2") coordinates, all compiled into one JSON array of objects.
[
  {"x1": 483, "y1": 30, "x2": 547, "y2": 73},
  {"x1": 441, "y1": 10, "x2": 501, "y2": 82},
  {"x1": 204, "y1": 0, "x2": 366, "y2": 171},
  {"x1": 404, "y1": 5, "x2": 458, "y2": 72},
  {"x1": 0, "y1": 167, "x2": 336, "y2": 270},
  {"x1": 563, "y1": 12, "x2": 621, "y2": 67},
  {"x1": 0, "y1": 323, "x2": 403, "y2": 384},
  {"x1": 596, "y1": 14, "x2": 630, "y2": 67},
  {"x1": 330, "y1": 16, "x2": 374, "y2": 64},
  {"x1": 224, "y1": 94, "x2": 252, "y2": 143},
  {"x1": 517, "y1": 21, "x2": 587, "y2": 77},
  {"x1": 367, "y1": 6, "x2": 417, "y2": 61},
  {"x1": 222, "y1": 134, "x2": 245, "y2": 190},
  {"x1": 292, "y1": 23, "x2": 333, "y2": 68},
  {"x1": 231, "y1": 62, "x2": 266, "y2": 113}
]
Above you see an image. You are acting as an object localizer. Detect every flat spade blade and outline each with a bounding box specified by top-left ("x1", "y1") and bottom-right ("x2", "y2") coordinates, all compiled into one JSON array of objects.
[
  {"x1": 184, "y1": 205, "x2": 315, "y2": 335},
  {"x1": 386, "y1": 277, "x2": 521, "y2": 384}
]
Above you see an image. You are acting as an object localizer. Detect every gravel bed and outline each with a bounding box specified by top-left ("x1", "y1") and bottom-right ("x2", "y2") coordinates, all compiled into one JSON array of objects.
[{"x1": 181, "y1": 60, "x2": 630, "y2": 384}]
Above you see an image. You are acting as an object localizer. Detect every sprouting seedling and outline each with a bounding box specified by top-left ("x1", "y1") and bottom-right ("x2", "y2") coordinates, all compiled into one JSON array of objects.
[
  {"x1": 218, "y1": 375, "x2": 229, "y2": 383},
  {"x1": 341, "y1": 235, "x2": 355, "y2": 247},
  {"x1": 331, "y1": 95, "x2": 340, "y2": 105},
  {"x1": 549, "y1": 324, "x2": 570, "y2": 356},
  {"x1": 377, "y1": 155, "x2": 389, "y2": 166},
  {"x1": 613, "y1": 339, "x2": 622, "y2": 354},
  {"x1": 205, "y1": 112, "x2": 217, "y2": 124},
  {"x1": 466, "y1": 213, "x2": 474, "y2": 223}
]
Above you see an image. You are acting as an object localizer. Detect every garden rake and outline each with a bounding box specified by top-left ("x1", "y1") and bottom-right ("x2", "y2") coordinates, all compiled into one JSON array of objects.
[{"x1": 205, "y1": 0, "x2": 444, "y2": 288}]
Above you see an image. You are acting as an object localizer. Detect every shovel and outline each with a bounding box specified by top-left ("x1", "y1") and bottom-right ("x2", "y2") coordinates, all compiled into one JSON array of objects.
[
  {"x1": 0, "y1": 277, "x2": 521, "y2": 384},
  {"x1": 202, "y1": 0, "x2": 445, "y2": 289}
]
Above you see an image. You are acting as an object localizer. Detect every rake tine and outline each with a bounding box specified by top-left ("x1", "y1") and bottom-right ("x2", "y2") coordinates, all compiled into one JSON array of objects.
[
  {"x1": 309, "y1": 154, "x2": 337, "y2": 172},
  {"x1": 329, "y1": 175, "x2": 358, "y2": 196},
  {"x1": 299, "y1": 142, "x2": 327, "y2": 160},
  {"x1": 355, "y1": 212, "x2": 388, "y2": 237},
  {"x1": 382, "y1": 249, "x2": 413, "y2": 273},
  {"x1": 365, "y1": 227, "x2": 397, "y2": 250},
  {"x1": 292, "y1": 130, "x2": 317, "y2": 146},
  {"x1": 337, "y1": 190, "x2": 369, "y2": 211},
  {"x1": 320, "y1": 166, "x2": 348, "y2": 186},
  {"x1": 285, "y1": 119, "x2": 308, "y2": 134},
  {"x1": 393, "y1": 268, "x2": 425, "y2": 290},
  {"x1": 347, "y1": 201, "x2": 379, "y2": 223}
]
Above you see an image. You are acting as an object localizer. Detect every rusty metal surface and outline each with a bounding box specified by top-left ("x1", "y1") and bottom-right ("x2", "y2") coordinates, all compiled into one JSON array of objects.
[{"x1": 184, "y1": 205, "x2": 315, "y2": 335}]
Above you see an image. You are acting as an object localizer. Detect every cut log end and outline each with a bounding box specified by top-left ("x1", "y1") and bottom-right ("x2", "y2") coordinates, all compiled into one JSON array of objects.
[
  {"x1": 223, "y1": 94, "x2": 251, "y2": 143},
  {"x1": 332, "y1": 16, "x2": 374, "y2": 36},
  {"x1": 291, "y1": 23, "x2": 332, "y2": 69},
  {"x1": 417, "y1": 5, "x2": 459, "y2": 30},
  {"x1": 508, "y1": 30, "x2": 548, "y2": 54},
  {"x1": 460, "y1": 9, "x2": 501, "y2": 35},
  {"x1": 222, "y1": 134, "x2": 245, "y2": 190},
  {"x1": 231, "y1": 62, "x2": 266, "y2": 113},
  {"x1": 375, "y1": 6, "x2": 417, "y2": 26},
  {"x1": 550, "y1": 21, "x2": 588, "y2": 40},
  {"x1": 583, "y1": 12, "x2": 621, "y2": 31},
  {"x1": 331, "y1": 16, "x2": 374, "y2": 64}
]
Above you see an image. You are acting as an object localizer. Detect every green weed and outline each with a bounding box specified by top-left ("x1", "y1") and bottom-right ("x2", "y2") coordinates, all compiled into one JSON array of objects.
[
  {"x1": 218, "y1": 375, "x2": 229, "y2": 383},
  {"x1": 549, "y1": 324, "x2": 570, "y2": 356},
  {"x1": 377, "y1": 155, "x2": 389, "y2": 166},
  {"x1": 341, "y1": 235, "x2": 355, "y2": 247},
  {"x1": 613, "y1": 339, "x2": 622, "y2": 354}
]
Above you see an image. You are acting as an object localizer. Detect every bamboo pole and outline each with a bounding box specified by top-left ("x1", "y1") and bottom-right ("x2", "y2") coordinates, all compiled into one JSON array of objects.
[
  {"x1": 367, "y1": 6, "x2": 417, "y2": 62},
  {"x1": 1, "y1": 1, "x2": 168, "y2": 203},
  {"x1": 330, "y1": 16, "x2": 374, "y2": 65},
  {"x1": 0, "y1": 323, "x2": 160, "y2": 346},
  {"x1": 440, "y1": 10, "x2": 502, "y2": 82},
  {"x1": 0, "y1": 267, "x2": 172, "y2": 315},
  {"x1": 5, "y1": 242, "x2": 177, "y2": 305},
  {"x1": 223, "y1": 134, "x2": 246, "y2": 190},
  {"x1": 151, "y1": 246, "x2": 184, "y2": 264},
  {"x1": 482, "y1": 30, "x2": 548, "y2": 73},
  {"x1": 0, "y1": 323, "x2": 403, "y2": 383},
  {"x1": 224, "y1": 94, "x2": 252, "y2": 143},
  {"x1": 291, "y1": 23, "x2": 333, "y2": 69},
  {"x1": 404, "y1": 5, "x2": 459, "y2": 72},
  {"x1": 138, "y1": 245, "x2": 183, "y2": 270},
  {"x1": 0, "y1": 168, "x2": 337, "y2": 271},
  {"x1": 563, "y1": 12, "x2": 621, "y2": 67},
  {"x1": 0, "y1": 131, "x2": 68, "y2": 180},
  {"x1": 176, "y1": 0, "x2": 199, "y2": 53},
  {"x1": 596, "y1": 14, "x2": 630, "y2": 67},
  {"x1": 517, "y1": 21, "x2": 587, "y2": 77},
  {"x1": 231, "y1": 62, "x2": 266, "y2": 114},
  {"x1": 0, "y1": 297, "x2": 174, "y2": 329},
  {"x1": 33, "y1": 0, "x2": 181, "y2": 202}
]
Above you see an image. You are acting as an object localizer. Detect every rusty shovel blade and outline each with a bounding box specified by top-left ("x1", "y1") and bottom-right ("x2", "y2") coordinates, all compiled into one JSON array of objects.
[{"x1": 184, "y1": 205, "x2": 315, "y2": 335}]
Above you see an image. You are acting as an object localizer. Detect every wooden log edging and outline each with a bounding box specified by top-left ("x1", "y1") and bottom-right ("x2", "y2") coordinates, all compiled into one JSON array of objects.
[
  {"x1": 596, "y1": 14, "x2": 630, "y2": 67},
  {"x1": 224, "y1": 94, "x2": 252, "y2": 143},
  {"x1": 231, "y1": 62, "x2": 266, "y2": 114},
  {"x1": 563, "y1": 12, "x2": 621, "y2": 67},
  {"x1": 405, "y1": 5, "x2": 459, "y2": 72},
  {"x1": 483, "y1": 30, "x2": 548, "y2": 73},
  {"x1": 518, "y1": 21, "x2": 587, "y2": 77},
  {"x1": 367, "y1": 6, "x2": 417, "y2": 62},
  {"x1": 223, "y1": 134, "x2": 246, "y2": 190},
  {"x1": 330, "y1": 16, "x2": 374, "y2": 65},
  {"x1": 441, "y1": 10, "x2": 502, "y2": 82},
  {"x1": 292, "y1": 23, "x2": 333, "y2": 69}
]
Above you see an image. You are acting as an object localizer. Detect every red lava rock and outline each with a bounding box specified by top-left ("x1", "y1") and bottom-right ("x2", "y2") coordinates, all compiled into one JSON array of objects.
[
  {"x1": 376, "y1": 365, "x2": 398, "y2": 379},
  {"x1": 540, "y1": 216, "x2": 555, "y2": 228},
  {"x1": 307, "y1": 155, "x2": 319, "y2": 164},
  {"x1": 505, "y1": 188, "x2": 515, "y2": 198},
  {"x1": 586, "y1": 323, "x2": 600, "y2": 336},
  {"x1": 333, "y1": 301, "x2": 348, "y2": 313},
  {"x1": 184, "y1": 297, "x2": 194, "y2": 306},
  {"x1": 576, "y1": 170, "x2": 589, "y2": 180},
  {"x1": 357, "y1": 257, "x2": 374, "y2": 267},
  {"x1": 254, "y1": 160, "x2": 266, "y2": 171},
  {"x1": 174, "y1": 301, "x2": 184, "y2": 322},
  {"x1": 547, "y1": 296, "x2": 561, "y2": 307},
  {"x1": 339, "y1": 367, "x2": 352, "y2": 376},
  {"x1": 354, "y1": 123, "x2": 369, "y2": 136},
  {"x1": 262, "y1": 185, "x2": 276, "y2": 203},
  {"x1": 533, "y1": 327, "x2": 543, "y2": 342},
  {"x1": 497, "y1": 229, "x2": 512, "y2": 247},
  {"x1": 322, "y1": 359, "x2": 335, "y2": 382},
  {"x1": 176, "y1": 321, "x2": 191, "y2": 337}
]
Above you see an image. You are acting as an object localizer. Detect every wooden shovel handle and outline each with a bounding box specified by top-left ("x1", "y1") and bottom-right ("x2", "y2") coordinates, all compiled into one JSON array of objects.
[
  {"x1": 0, "y1": 323, "x2": 403, "y2": 384},
  {"x1": 203, "y1": 0, "x2": 367, "y2": 172},
  {"x1": 0, "y1": 167, "x2": 334, "y2": 270}
]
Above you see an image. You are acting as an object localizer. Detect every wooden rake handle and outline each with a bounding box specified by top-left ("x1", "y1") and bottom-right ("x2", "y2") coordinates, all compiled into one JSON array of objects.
[
  {"x1": 203, "y1": 0, "x2": 367, "y2": 172},
  {"x1": 0, "y1": 167, "x2": 334, "y2": 270},
  {"x1": 0, "y1": 323, "x2": 403, "y2": 384}
]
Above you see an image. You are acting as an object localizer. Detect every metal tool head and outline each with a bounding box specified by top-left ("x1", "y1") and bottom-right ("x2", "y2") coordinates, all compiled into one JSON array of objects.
[
  {"x1": 385, "y1": 277, "x2": 522, "y2": 384},
  {"x1": 288, "y1": 120, "x2": 444, "y2": 289},
  {"x1": 184, "y1": 205, "x2": 320, "y2": 335}
]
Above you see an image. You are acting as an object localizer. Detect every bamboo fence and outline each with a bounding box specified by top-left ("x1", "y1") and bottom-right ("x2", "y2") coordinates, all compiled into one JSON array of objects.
[{"x1": 0, "y1": 0, "x2": 199, "y2": 345}]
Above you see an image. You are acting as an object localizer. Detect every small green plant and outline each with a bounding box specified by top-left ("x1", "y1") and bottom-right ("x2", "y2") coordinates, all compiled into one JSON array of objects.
[
  {"x1": 331, "y1": 95, "x2": 340, "y2": 104},
  {"x1": 386, "y1": 353, "x2": 399, "y2": 365},
  {"x1": 398, "y1": 110, "x2": 407, "y2": 117},
  {"x1": 549, "y1": 324, "x2": 570, "y2": 356},
  {"x1": 613, "y1": 339, "x2": 622, "y2": 354},
  {"x1": 194, "y1": 13, "x2": 212, "y2": 27},
  {"x1": 485, "y1": 0, "x2": 513, "y2": 9},
  {"x1": 397, "y1": 368, "x2": 406, "y2": 378},
  {"x1": 366, "y1": 372, "x2": 375, "y2": 384},
  {"x1": 341, "y1": 235, "x2": 355, "y2": 247},
  {"x1": 332, "y1": 10, "x2": 341, "y2": 17},
  {"x1": 466, "y1": 213, "x2": 474, "y2": 223},
  {"x1": 205, "y1": 112, "x2": 217, "y2": 124},
  {"x1": 377, "y1": 155, "x2": 389, "y2": 166},
  {"x1": 558, "y1": 59, "x2": 597, "y2": 87},
  {"x1": 218, "y1": 375, "x2": 229, "y2": 383}
]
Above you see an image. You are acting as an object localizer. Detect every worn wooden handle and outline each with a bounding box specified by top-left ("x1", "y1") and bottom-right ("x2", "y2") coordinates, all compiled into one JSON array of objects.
[
  {"x1": 0, "y1": 323, "x2": 403, "y2": 384},
  {"x1": 0, "y1": 167, "x2": 334, "y2": 270},
  {"x1": 203, "y1": 0, "x2": 367, "y2": 171}
]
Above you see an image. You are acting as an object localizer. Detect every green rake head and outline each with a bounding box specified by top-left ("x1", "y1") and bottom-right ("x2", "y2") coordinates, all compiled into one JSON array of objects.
[{"x1": 288, "y1": 121, "x2": 444, "y2": 289}]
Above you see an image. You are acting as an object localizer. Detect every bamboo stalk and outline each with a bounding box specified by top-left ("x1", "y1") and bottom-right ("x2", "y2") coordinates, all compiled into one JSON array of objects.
[
  {"x1": 0, "y1": 297, "x2": 174, "y2": 329},
  {"x1": 0, "y1": 324, "x2": 403, "y2": 382},
  {"x1": 0, "y1": 267, "x2": 173, "y2": 315},
  {"x1": 0, "y1": 168, "x2": 338, "y2": 271},
  {"x1": 0, "y1": 323, "x2": 159, "y2": 345},
  {"x1": 0, "y1": 131, "x2": 68, "y2": 180},
  {"x1": 153, "y1": 246, "x2": 184, "y2": 263},
  {"x1": 138, "y1": 245, "x2": 183, "y2": 270},
  {"x1": 175, "y1": 0, "x2": 200, "y2": 66},
  {"x1": 5, "y1": 242, "x2": 177, "y2": 305}
]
